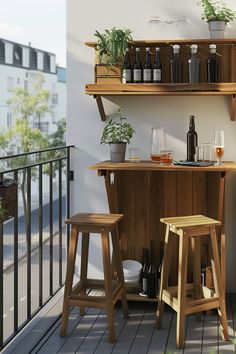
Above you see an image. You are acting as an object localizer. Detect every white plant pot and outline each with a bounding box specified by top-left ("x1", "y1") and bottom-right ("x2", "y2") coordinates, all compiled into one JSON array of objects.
[
  {"x1": 109, "y1": 143, "x2": 126, "y2": 163},
  {"x1": 208, "y1": 21, "x2": 226, "y2": 39}
]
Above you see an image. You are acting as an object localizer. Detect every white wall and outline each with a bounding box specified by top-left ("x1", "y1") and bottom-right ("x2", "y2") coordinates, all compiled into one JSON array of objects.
[{"x1": 67, "y1": 0, "x2": 236, "y2": 291}]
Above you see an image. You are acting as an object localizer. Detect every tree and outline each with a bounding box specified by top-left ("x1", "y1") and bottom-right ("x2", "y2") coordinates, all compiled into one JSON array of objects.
[{"x1": 0, "y1": 74, "x2": 53, "y2": 223}]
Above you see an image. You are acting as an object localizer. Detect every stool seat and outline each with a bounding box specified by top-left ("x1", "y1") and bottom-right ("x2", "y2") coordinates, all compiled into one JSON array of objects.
[
  {"x1": 157, "y1": 214, "x2": 229, "y2": 348},
  {"x1": 61, "y1": 212, "x2": 128, "y2": 342}
]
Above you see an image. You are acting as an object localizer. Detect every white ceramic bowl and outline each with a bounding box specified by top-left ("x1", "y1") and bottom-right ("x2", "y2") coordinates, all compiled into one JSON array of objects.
[{"x1": 122, "y1": 260, "x2": 142, "y2": 277}]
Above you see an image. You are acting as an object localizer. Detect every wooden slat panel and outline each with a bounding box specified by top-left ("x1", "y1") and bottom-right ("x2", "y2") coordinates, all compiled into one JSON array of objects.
[
  {"x1": 149, "y1": 171, "x2": 164, "y2": 270},
  {"x1": 118, "y1": 170, "x2": 136, "y2": 260},
  {"x1": 134, "y1": 171, "x2": 150, "y2": 259}
]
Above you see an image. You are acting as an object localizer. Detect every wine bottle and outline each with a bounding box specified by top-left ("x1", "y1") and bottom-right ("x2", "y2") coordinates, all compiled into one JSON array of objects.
[
  {"x1": 170, "y1": 45, "x2": 183, "y2": 83},
  {"x1": 187, "y1": 115, "x2": 198, "y2": 162},
  {"x1": 153, "y1": 47, "x2": 162, "y2": 83},
  {"x1": 122, "y1": 48, "x2": 132, "y2": 83},
  {"x1": 143, "y1": 47, "x2": 152, "y2": 83},
  {"x1": 140, "y1": 247, "x2": 149, "y2": 296},
  {"x1": 207, "y1": 44, "x2": 219, "y2": 83},
  {"x1": 147, "y1": 241, "x2": 157, "y2": 298},
  {"x1": 133, "y1": 47, "x2": 142, "y2": 83},
  {"x1": 157, "y1": 243, "x2": 163, "y2": 296},
  {"x1": 188, "y1": 44, "x2": 201, "y2": 83}
]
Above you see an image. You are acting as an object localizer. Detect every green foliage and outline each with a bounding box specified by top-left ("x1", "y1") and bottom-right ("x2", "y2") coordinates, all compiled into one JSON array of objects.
[
  {"x1": 7, "y1": 73, "x2": 52, "y2": 121},
  {"x1": 100, "y1": 108, "x2": 135, "y2": 144},
  {"x1": 95, "y1": 27, "x2": 133, "y2": 66},
  {"x1": 200, "y1": 0, "x2": 236, "y2": 22}
]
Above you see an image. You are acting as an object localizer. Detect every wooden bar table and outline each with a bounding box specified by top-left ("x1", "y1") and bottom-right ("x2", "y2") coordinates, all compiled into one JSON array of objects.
[{"x1": 90, "y1": 161, "x2": 236, "y2": 300}]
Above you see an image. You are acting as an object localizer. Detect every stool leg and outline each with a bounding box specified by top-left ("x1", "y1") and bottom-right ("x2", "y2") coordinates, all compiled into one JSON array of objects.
[
  {"x1": 101, "y1": 230, "x2": 116, "y2": 342},
  {"x1": 111, "y1": 228, "x2": 128, "y2": 319},
  {"x1": 61, "y1": 225, "x2": 79, "y2": 336},
  {"x1": 156, "y1": 225, "x2": 173, "y2": 328},
  {"x1": 191, "y1": 236, "x2": 202, "y2": 321},
  {"x1": 79, "y1": 233, "x2": 90, "y2": 316},
  {"x1": 176, "y1": 232, "x2": 188, "y2": 348},
  {"x1": 210, "y1": 226, "x2": 229, "y2": 341}
]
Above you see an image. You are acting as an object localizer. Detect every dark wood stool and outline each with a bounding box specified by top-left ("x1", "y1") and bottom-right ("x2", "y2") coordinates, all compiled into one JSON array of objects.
[
  {"x1": 156, "y1": 215, "x2": 229, "y2": 348},
  {"x1": 60, "y1": 213, "x2": 128, "y2": 342}
]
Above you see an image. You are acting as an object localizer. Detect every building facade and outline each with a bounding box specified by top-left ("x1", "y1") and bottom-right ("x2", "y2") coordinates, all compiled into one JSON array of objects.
[{"x1": 0, "y1": 38, "x2": 66, "y2": 133}]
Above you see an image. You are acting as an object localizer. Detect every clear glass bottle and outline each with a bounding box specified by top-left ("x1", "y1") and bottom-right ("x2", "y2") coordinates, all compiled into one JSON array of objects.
[
  {"x1": 170, "y1": 45, "x2": 183, "y2": 83},
  {"x1": 207, "y1": 44, "x2": 219, "y2": 83},
  {"x1": 122, "y1": 48, "x2": 132, "y2": 83},
  {"x1": 188, "y1": 44, "x2": 201, "y2": 83},
  {"x1": 153, "y1": 47, "x2": 162, "y2": 83},
  {"x1": 133, "y1": 47, "x2": 142, "y2": 83},
  {"x1": 143, "y1": 47, "x2": 152, "y2": 83},
  {"x1": 187, "y1": 115, "x2": 198, "y2": 162},
  {"x1": 150, "y1": 127, "x2": 166, "y2": 162}
]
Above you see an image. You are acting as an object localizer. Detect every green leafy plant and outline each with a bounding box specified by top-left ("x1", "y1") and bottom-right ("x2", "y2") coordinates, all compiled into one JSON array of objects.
[
  {"x1": 100, "y1": 108, "x2": 135, "y2": 144},
  {"x1": 95, "y1": 27, "x2": 133, "y2": 66},
  {"x1": 200, "y1": 0, "x2": 236, "y2": 22}
]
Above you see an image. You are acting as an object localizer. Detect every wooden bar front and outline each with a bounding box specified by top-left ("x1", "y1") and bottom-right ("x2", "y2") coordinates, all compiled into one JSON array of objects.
[{"x1": 90, "y1": 161, "x2": 236, "y2": 291}]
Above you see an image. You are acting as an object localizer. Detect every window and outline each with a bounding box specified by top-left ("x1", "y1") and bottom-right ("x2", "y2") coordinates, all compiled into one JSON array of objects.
[
  {"x1": 13, "y1": 44, "x2": 22, "y2": 66},
  {"x1": 0, "y1": 40, "x2": 5, "y2": 63},
  {"x1": 29, "y1": 49, "x2": 37, "y2": 69},
  {"x1": 44, "y1": 53, "x2": 50, "y2": 72},
  {"x1": 33, "y1": 121, "x2": 49, "y2": 133},
  {"x1": 24, "y1": 80, "x2": 28, "y2": 91},
  {"x1": 7, "y1": 77, "x2": 13, "y2": 91},
  {"x1": 7, "y1": 112, "x2": 12, "y2": 127},
  {"x1": 17, "y1": 78, "x2": 20, "y2": 85}
]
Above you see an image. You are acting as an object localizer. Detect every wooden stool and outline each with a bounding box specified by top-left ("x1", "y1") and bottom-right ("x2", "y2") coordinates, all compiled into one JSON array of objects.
[
  {"x1": 60, "y1": 213, "x2": 128, "y2": 342},
  {"x1": 156, "y1": 215, "x2": 229, "y2": 348}
]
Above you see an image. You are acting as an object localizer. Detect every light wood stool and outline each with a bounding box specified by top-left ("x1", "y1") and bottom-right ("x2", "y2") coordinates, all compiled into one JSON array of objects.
[
  {"x1": 60, "y1": 213, "x2": 128, "y2": 342},
  {"x1": 156, "y1": 215, "x2": 229, "y2": 348}
]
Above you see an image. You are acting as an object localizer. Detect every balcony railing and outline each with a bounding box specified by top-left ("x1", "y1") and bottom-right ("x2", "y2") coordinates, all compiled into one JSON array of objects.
[{"x1": 0, "y1": 145, "x2": 74, "y2": 350}]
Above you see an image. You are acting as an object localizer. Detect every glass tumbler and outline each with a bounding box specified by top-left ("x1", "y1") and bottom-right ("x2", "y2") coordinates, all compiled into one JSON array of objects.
[{"x1": 150, "y1": 127, "x2": 166, "y2": 162}]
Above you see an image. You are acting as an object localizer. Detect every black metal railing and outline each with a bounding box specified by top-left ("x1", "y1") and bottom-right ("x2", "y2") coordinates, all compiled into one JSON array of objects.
[{"x1": 0, "y1": 145, "x2": 74, "y2": 350}]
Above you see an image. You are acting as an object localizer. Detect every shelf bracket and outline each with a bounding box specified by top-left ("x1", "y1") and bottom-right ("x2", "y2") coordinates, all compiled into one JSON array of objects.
[
  {"x1": 230, "y1": 94, "x2": 236, "y2": 121},
  {"x1": 94, "y1": 95, "x2": 106, "y2": 121}
]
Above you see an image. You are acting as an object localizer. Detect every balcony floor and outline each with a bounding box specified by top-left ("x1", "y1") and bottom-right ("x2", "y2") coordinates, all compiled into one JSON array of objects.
[{"x1": 11, "y1": 292, "x2": 236, "y2": 354}]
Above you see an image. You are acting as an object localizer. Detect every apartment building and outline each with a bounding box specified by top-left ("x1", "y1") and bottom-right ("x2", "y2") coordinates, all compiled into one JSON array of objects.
[{"x1": 0, "y1": 38, "x2": 66, "y2": 133}]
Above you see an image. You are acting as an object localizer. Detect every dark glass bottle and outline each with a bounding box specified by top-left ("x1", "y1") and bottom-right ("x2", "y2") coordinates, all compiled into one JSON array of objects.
[
  {"x1": 187, "y1": 115, "x2": 198, "y2": 162},
  {"x1": 188, "y1": 44, "x2": 201, "y2": 83},
  {"x1": 143, "y1": 47, "x2": 152, "y2": 83},
  {"x1": 147, "y1": 242, "x2": 157, "y2": 298},
  {"x1": 153, "y1": 47, "x2": 162, "y2": 83},
  {"x1": 122, "y1": 48, "x2": 132, "y2": 83},
  {"x1": 140, "y1": 248, "x2": 149, "y2": 296},
  {"x1": 207, "y1": 44, "x2": 219, "y2": 83},
  {"x1": 170, "y1": 45, "x2": 183, "y2": 83},
  {"x1": 133, "y1": 47, "x2": 142, "y2": 83},
  {"x1": 157, "y1": 243, "x2": 163, "y2": 296}
]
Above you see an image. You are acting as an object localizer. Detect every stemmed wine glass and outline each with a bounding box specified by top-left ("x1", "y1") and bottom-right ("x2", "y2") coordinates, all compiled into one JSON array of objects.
[{"x1": 213, "y1": 130, "x2": 224, "y2": 166}]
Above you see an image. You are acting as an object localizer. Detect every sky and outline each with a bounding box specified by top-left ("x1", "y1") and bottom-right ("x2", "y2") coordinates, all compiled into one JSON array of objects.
[{"x1": 0, "y1": 0, "x2": 66, "y2": 67}]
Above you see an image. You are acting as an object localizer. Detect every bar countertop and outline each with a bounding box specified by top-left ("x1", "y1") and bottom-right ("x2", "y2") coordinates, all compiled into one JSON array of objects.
[{"x1": 90, "y1": 160, "x2": 236, "y2": 172}]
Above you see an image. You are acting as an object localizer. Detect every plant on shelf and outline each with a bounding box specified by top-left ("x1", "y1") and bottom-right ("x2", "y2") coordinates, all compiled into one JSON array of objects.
[
  {"x1": 199, "y1": 0, "x2": 236, "y2": 38},
  {"x1": 95, "y1": 27, "x2": 133, "y2": 66},
  {"x1": 100, "y1": 107, "x2": 135, "y2": 163}
]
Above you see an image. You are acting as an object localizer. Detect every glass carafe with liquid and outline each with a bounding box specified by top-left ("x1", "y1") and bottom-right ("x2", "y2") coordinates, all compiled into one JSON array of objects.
[{"x1": 150, "y1": 127, "x2": 166, "y2": 162}]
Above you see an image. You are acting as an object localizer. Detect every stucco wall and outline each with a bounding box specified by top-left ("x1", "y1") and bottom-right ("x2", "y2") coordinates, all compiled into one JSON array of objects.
[{"x1": 67, "y1": 0, "x2": 236, "y2": 291}]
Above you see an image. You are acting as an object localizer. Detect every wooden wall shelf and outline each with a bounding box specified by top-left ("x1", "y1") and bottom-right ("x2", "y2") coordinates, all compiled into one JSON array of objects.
[
  {"x1": 85, "y1": 83, "x2": 236, "y2": 121},
  {"x1": 85, "y1": 38, "x2": 236, "y2": 121}
]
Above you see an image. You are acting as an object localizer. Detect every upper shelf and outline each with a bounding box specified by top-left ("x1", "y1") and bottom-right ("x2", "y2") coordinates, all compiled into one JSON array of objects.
[{"x1": 85, "y1": 38, "x2": 236, "y2": 121}]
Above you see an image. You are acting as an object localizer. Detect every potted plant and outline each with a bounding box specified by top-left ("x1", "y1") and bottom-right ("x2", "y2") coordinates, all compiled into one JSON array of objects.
[
  {"x1": 94, "y1": 27, "x2": 133, "y2": 83},
  {"x1": 0, "y1": 178, "x2": 17, "y2": 223},
  {"x1": 100, "y1": 108, "x2": 135, "y2": 162},
  {"x1": 200, "y1": 0, "x2": 236, "y2": 38}
]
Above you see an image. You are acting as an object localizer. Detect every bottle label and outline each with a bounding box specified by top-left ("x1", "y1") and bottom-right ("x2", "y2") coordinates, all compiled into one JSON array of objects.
[
  {"x1": 133, "y1": 69, "x2": 142, "y2": 82},
  {"x1": 143, "y1": 69, "x2": 152, "y2": 82},
  {"x1": 153, "y1": 69, "x2": 161, "y2": 82},
  {"x1": 122, "y1": 69, "x2": 131, "y2": 83},
  {"x1": 143, "y1": 278, "x2": 148, "y2": 293}
]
